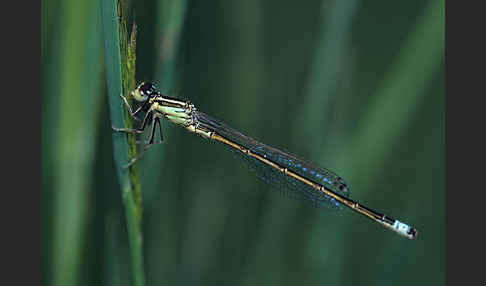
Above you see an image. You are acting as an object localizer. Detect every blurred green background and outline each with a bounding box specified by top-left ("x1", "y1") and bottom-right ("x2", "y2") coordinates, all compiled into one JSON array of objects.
[{"x1": 42, "y1": 0, "x2": 444, "y2": 286}]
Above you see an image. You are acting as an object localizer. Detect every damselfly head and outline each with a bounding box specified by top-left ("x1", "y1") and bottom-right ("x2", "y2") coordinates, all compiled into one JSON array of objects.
[{"x1": 131, "y1": 82, "x2": 158, "y2": 102}]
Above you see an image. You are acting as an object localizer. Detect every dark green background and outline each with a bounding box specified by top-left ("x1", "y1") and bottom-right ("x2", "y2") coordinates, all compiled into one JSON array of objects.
[{"x1": 42, "y1": 0, "x2": 445, "y2": 285}]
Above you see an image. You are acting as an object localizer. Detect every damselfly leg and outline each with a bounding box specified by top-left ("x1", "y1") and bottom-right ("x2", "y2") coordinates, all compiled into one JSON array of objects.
[
  {"x1": 112, "y1": 108, "x2": 164, "y2": 168},
  {"x1": 119, "y1": 93, "x2": 145, "y2": 121}
]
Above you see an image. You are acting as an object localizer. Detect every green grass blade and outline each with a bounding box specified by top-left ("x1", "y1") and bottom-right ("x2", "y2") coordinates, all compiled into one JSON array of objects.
[
  {"x1": 238, "y1": 2, "x2": 360, "y2": 285},
  {"x1": 143, "y1": 0, "x2": 188, "y2": 203},
  {"x1": 45, "y1": 1, "x2": 105, "y2": 286},
  {"x1": 141, "y1": 0, "x2": 189, "y2": 284},
  {"x1": 100, "y1": 0, "x2": 145, "y2": 285},
  {"x1": 341, "y1": 0, "x2": 444, "y2": 187},
  {"x1": 155, "y1": 0, "x2": 188, "y2": 90},
  {"x1": 292, "y1": 0, "x2": 359, "y2": 159}
]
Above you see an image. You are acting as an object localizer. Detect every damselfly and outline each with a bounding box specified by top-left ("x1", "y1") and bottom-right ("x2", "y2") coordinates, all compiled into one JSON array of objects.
[{"x1": 113, "y1": 82, "x2": 418, "y2": 240}]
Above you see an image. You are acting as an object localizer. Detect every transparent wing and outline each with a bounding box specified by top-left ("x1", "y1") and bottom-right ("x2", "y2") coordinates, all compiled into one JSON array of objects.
[{"x1": 195, "y1": 111, "x2": 351, "y2": 209}]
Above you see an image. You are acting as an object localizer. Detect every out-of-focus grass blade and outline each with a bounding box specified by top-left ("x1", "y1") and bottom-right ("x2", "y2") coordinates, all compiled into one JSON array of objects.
[
  {"x1": 235, "y1": 2, "x2": 358, "y2": 285},
  {"x1": 143, "y1": 0, "x2": 188, "y2": 203},
  {"x1": 289, "y1": 1, "x2": 360, "y2": 282},
  {"x1": 292, "y1": 0, "x2": 359, "y2": 160},
  {"x1": 155, "y1": 0, "x2": 188, "y2": 90},
  {"x1": 45, "y1": 1, "x2": 104, "y2": 286},
  {"x1": 104, "y1": 213, "x2": 123, "y2": 286},
  {"x1": 41, "y1": 0, "x2": 61, "y2": 282},
  {"x1": 341, "y1": 0, "x2": 444, "y2": 188},
  {"x1": 302, "y1": 0, "x2": 444, "y2": 278},
  {"x1": 100, "y1": 0, "x2": 145, "y2": 285},
  {"x1": 143, "y1": 1, "x2": 188, "y2": 284}
]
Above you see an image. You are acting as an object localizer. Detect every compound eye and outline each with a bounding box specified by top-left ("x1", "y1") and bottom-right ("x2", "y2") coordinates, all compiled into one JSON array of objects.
[{"x1": 140, "y1": 82, "x2": 156, "y2": 96}]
